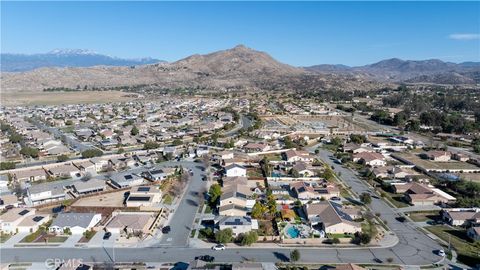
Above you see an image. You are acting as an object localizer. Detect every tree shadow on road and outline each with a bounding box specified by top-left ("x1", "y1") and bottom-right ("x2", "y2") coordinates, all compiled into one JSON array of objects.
[{"x1": 273, "y1": 251, "x2": 289, "y2": 262}]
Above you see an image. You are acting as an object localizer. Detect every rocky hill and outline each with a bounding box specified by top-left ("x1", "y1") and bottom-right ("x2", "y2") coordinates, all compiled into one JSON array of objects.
[
  {"x1": 306, "y1": 58, "x2": 480, "y2": 84},
  {"x1": 0, "y1": 45, "x2": 389, "y2": 93}
]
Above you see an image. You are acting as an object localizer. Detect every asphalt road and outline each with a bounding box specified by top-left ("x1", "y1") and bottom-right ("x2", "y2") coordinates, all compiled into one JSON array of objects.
[
  {"x1": 223, "y1": 115, "x2": 253, "y2": 137},
  {"x1": 154, "y1": 161, "x2": 207, "y2": 247},
  {"x1": 311, "y1": 146, "x2": 445, "y2": 265},
  {"x1": 0, "y1": 156, "x2": 445, "y2": 266},
  {"x1": 31, "y1": 119, "x2": 96, "y2": 152},
  {"x1": 0, "y1": 245, "x2": 443, "y2": 266}
]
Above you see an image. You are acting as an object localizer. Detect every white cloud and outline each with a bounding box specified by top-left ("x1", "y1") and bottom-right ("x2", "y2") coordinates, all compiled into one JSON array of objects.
[{"x1": 448, "y1": 33, "x2": 480, "y2": 40}]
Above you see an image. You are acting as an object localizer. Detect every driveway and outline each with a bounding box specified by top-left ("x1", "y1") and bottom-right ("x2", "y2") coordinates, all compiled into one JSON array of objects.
[
  {"x1": 1, "y1": 232, "x2": 28, "y2": 248},
  {"x1": 59, "y1": 234, "x2": 83, "y2": 247}
]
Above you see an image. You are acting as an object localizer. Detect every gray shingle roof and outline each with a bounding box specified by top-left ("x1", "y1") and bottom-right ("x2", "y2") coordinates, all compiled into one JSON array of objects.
[{"x1": 51, "y1": 212, "x2": 98, "y2": 228}]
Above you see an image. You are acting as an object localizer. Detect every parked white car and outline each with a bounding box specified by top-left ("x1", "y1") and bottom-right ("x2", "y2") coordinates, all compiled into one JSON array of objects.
[{"x1": 212, "y1": 244, "x2": 226, "y2": 250}]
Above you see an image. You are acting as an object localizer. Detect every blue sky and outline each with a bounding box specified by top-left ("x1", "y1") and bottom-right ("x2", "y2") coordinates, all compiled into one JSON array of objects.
[{"x1": 1, "y1": 1, "x2": 479, "y2": 66}]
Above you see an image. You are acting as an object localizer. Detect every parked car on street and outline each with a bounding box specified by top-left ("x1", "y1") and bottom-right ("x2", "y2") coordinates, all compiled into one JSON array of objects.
[{"x1": 211, "y1": 244, "x2": 225, "y2": 250}]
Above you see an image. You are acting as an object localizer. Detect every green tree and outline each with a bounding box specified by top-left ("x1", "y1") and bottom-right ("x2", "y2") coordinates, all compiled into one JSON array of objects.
[
  {"x1": 360, "y1": 192, "x2": 372, "y2": 205},
  {"x1": 81, "y1": 149, "x2": 103, "y2": 158},
  {"x1": 144, "y1": 141, "x2": 159, "y2": 150},
  {"x1": 56, "y1": 154, "x2": 69, "y2": 162},
  {"x1": 290, "y1": 249, "x2": 300, "y2": 262},
  {"x1": 251, "y1": 202, "x2": 266, "y2": 219},
  {"x1": 172, "y1": 139, "x2": 182, "y2": 146},
  {"x1": 20, "y1": 147, "x2": 39, "y2": 158},
  {"x1": 0, "y1": 162, "x2": 16, "y2": 170},
  {"x1": 215, "y1": 228, "x2": 233, "y2": 244},
  {"x1": 208, "y1": 183, "x2": 222, "y2": 205},
  {"x1": 240, "y1": 231, "x2": 258, "y2": 246},
  {"x1": 330, "y1": 137, "x2": 342, "y2": 147},
  {"x1": 360, "y1": 232, "x2": 371, "y2": 244},
  {"x1": 9, "y1": 133, "x2": 23, "y2": 144},
  {"x1": 349, "y1": 134, "x2": 366, "y2": 144},
  {"x1": 130, "y1": 125, "x2": 139, "y2": 136}
]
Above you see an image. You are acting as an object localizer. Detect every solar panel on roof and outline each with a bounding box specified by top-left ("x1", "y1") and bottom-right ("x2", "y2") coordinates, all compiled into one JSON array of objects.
[
  {"x1": 128, "y1": 196, "x2": 151, "y2": 201},
  {"x1": 19, "y1": 210, "x2": 30, "y2": 216},
  {"x1": 137, "y1": 187, "x2": 150, "y2": 192},
  {"x1": 33, "y1": 216, "x2": 44, "y2": 222},
  {"x1": 124, "y1": 175, "x2": 133, "y2": 180}
]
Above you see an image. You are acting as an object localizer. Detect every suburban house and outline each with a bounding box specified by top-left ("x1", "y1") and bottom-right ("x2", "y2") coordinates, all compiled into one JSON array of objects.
[
  {"x1": 126, "y1": 185, "x2": 162, "y2": 207},
  {"x1": 289, "y1": 182, "x2": 339, "y2": 200},
  {"x1": 105, "y1": 211, "x2": 155, "y2": 235},
  {"x1": 49, "y1": 212, "x2": 102, "y2": 235},
  {"x1": 73, "y1": 160, "x2": 97, "y2": 175},
  {"x1": 47, "y1": 164, "x2": 82, "y2": 179},
  {"x1": 304, "y1": 201, "x2": 361, "y2": 234},
  {"x1": 0, "y1": 194, "x2": 19, "y2": 210},
  {"x1": 284, "y1": 150, "x2": 314, "y2": 163},
  {"x1": 452, "y1": 152, "x2": 470, "y2": 162},
  {"x1": 291, "y1": 162, "x2": 316, "y2": 177},
  {"x1": 214, "y1": 151, "x2": 234, "y2": 162},
  {"x1": 441, "y1": 208, "x2": 480, "y2": 226},
  {"x1": 27, "y1": 183, "x2": 66, "y2": 206},
  {"x1": 392, "y1": 182, "x2": 456, "y2": 206},
  {"x1": 70, "y1": 178, "x2": 107, "y2": 196},
  {"x1": 217, "y1": 216, "x2": 258, "y2": 236},
  {"x1": 353, "y1": 152, "x2": 386, "y2": 167},
  {"x1": 467, "y1": 227, "x2": 480, "y2": 242},
  {"x1": 423, "y1": 151, "x2": 451, "y2": 162},
  {"x1": 109, "y1": 172, "x2": 144, "y2": 189},
  {"x1": 141, "y1": 168, "x2": 168, "y2": 181},
  {"x1": 196, "y1": 145, "x2": 209, "y2": 156},
  {"x1": 219, "y1": 184, "x2": 254, "y2": 216},
  {"x1": 89, "y1": 157, "x2": 110, "y2": 172},
  {"x1": 11, "y1": 168, "x2": 47, "y2": 182},
  {"x1": 243, "y1": 142, "x2": 270, "y2": 153},
  {"x1": 224, "y1": 163, "x2": 247, "y2": 177},
  {"x1": 108, "y1": 157, "x2": 136, "y2": 170},
  {"x1": 0, "y1": 208, "x2": 49, "y2": 233}
]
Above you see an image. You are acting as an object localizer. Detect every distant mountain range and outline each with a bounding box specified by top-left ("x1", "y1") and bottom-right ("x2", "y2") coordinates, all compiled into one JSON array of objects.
[
  {"x1": 1, "y1": 49, "x2": 163, "y2": 72},
  {"x1": 305, "y1": 58, "x2": 480, "y2": 85},
  {"x1": 1, "y1": 45, "x2": 479, "y2": 93}
]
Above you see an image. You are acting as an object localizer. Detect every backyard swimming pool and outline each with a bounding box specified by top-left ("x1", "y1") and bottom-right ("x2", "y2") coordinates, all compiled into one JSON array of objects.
[{"x1": 286, "y1": 226, "x2": 300, "y2": 238}]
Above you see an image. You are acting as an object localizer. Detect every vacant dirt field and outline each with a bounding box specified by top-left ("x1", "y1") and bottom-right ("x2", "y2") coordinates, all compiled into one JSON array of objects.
[
  {"x1": 73, "y1": 190, "x2": 126, "y2": 208},
  {"x1": 1, "y1": 91, "x2": 139, "y2": 106}
]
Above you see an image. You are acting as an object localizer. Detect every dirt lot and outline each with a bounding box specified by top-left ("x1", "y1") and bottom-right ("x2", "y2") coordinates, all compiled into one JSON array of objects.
[
  {"x1": 393, "y1": 152, "x2": 480, "y2": 171},
  {"x1": 456, "y1": 172, "x2": 480, "y2": 183},
  {"x1": 73, "y1": 190, "x2": 126, "y2": 208},
  {"x1": 1, "y1": 91, "x2": 139, "y2": 106}
]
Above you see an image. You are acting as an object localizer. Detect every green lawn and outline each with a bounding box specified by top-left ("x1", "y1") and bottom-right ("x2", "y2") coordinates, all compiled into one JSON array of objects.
[
  {"x1": 0, "y1": 234, "x2": 12, "y2": 243},
  {"x1": 47, "y1": 236, "x2": 68, "y2": 243},
  {"x1": 162, "y1": 194, "x2": 173, "y2": 205},
  {"x1": 425, "y1": 225, "x2": 480, "y2": 267},
  {"x1": 204, "y1": 205, "x2": 213, "y2": 214},
  {"x1": 190, "y1": 229, "x2": 196, "y2": 238},
  {"x1": 383, "y1": 193, "x2": 409, "y2": 208},
  {"x1": 408, "y1": 211, "x2": 440, "y2": 222},
  {"x1": 327, "y1": 233, "x2": 353, "y2": 238}
]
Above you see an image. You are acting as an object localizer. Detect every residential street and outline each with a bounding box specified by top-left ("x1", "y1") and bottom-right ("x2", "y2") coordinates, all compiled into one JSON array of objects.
[
  {"x1": 153, "y1": 161, "x2": 207, "y2": 247},
  {"x1": 0, "y1": 157, "x2": 447, "y2": 266}
]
